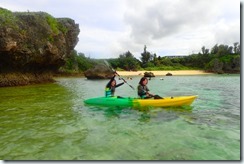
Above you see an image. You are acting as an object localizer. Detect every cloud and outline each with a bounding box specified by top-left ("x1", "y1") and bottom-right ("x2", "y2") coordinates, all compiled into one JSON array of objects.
[
  {"x1": 76, "y1": 25, "x2": 127, "y2": 59},
  {"x1": 124, "y1": 0, "x2": 217, "y2": 42},
  {"x1": 0, "y1": 0, "x2": 240, "y2": 59},
  {"x1": 121, "y1": 0, "x2": 240, "y2": 57},
  {"x1": 213, "y1": 19, "x2": 240, "y2": 45}
]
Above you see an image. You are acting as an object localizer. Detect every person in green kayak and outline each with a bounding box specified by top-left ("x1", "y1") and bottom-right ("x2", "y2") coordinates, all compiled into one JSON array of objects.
[
  {"x1": 137, "y1": 77, "x2": 163, "y2": 99},
  {"x1": 105, "y1": 72, "x2": 125, "y2": 97}
]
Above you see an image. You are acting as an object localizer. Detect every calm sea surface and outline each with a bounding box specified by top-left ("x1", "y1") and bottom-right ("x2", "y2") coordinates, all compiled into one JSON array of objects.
[{"x1": 0, "y1": 75, "x2": 240, "y2": 160}]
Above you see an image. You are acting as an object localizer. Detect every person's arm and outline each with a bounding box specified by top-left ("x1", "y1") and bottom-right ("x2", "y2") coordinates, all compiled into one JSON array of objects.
[
  {"x1": 145, "y1": 86, "x2": 154, "y2": 97},
  {"x1": 115, "y1": 82, "x2": 125, "y2": 88},
  {"x1": 145, "y1": 85, "x2": 149, "y2": 92}
]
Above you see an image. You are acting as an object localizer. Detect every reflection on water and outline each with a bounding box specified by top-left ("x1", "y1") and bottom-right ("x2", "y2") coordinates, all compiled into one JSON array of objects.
[{"x1": 0, "y1": 75, "x2": 240, "y2": 160}]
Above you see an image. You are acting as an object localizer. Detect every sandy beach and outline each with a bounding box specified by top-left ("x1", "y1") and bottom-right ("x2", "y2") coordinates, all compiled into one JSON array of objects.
[{"x1": 116, "y1": 70, "x2": 213, "y2": 76}]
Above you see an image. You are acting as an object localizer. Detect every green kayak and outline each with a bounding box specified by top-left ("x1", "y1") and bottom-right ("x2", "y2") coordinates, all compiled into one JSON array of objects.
[{"x1": 84, "y1": 95, "x2": 197, "y2": 107}]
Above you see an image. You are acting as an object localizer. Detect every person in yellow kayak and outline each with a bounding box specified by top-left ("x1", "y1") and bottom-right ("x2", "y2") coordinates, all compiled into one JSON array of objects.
[
  {"x1": 137, "y1": 77, "x2": 163, "y2": 99},
  {"x1": 105, "y1": 72, "x2": 125, "y2": 97}
]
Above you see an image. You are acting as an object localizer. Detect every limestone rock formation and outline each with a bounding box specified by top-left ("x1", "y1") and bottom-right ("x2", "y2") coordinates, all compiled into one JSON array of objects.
[
  {"x1": 84, "y1": 64, "x2": 114, "y2": 79},
  {"x1": 0, "y1": 8, "x2": 80, "y2": 86}
]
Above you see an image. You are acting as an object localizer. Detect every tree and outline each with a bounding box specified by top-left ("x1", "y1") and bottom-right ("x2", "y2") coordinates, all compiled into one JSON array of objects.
[
  {"x1": 76, "y1": 53, "x2": 94, "y2": 71},
  {"x1": 152, "y1": 53, "x2": 160, "y2": 66},
  {"x1": 160, "y1": 57, "x2": 174, "y2": 66},
  {"x1": 212, "y1": 58, "x2": 224, "y2": 73},
  {"x1": 201, "y1": 46, "x2": 205, "y2": 54},
  {"x1": 140, "y1": 45, "x2": 153, "y2": 67},
  {"x1": 117, "y1": 51, "x2": 139, "y2": 71},
  {"x1": 233, "y1": 42, "x2": 240, "y2": 54},
  {"x1": 232, "y1": 55, "x2": 240, "y2": 71},
  {"x1": 211, "y1": 44, "x2": 218, "y2": 54},
  {"x1": 201, "y1": 46, "x2": 209, "y2": 55},
  {"x1": 62, "y1": 50, "x2": 96, "y2": 72},
  {"x1": 216, "y1": 44, "x2": 229, "y2": 56}
]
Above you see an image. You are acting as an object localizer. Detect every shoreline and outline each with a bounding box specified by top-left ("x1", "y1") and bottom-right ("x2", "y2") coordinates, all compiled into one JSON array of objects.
[{"x1": 116, "y1": 70, "x2": 213, "y2": 76}]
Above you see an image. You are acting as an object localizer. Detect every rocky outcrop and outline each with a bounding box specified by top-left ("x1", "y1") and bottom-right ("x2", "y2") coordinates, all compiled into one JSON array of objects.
[
  {"x1": 0, "y1": 8, "x2": 80, "y2": 86},
  {"x1": 166, "y1": 72, "x2": 173, "y2": 76},
  {"x1": 144, "y1": 72, "x2": 155, "y2": 77},
  {"x1": 84, "y1": 64, "x2": 114, "y2": 79}
]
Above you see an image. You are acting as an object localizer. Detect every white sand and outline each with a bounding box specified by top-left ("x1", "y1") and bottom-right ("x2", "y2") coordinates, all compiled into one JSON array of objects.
[{"x1": 116, "y1": 70, "x2": 213, "y2": 76}]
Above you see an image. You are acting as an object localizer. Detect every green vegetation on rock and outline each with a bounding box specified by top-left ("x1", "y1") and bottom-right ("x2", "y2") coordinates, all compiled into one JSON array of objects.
[
  {"x1": 0, "y1": 8, "x2": 18, "y2": 28},
  {"x1": 0, "y1": 7, "x2": 80, "y2": 86}
]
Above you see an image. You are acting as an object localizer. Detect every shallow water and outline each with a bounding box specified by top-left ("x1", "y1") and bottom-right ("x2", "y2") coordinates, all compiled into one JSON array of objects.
[{"x1": 0, "y1": 75, "x2": 240, "y2": 160}]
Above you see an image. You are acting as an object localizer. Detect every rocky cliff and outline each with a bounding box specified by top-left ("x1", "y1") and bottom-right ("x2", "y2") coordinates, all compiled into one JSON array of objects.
[{"x1": 0, "y1": 8, "x2": 80, "y2": 86}]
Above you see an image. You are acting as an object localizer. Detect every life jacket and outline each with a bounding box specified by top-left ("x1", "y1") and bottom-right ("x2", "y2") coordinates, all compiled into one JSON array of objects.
[{"x1": 105, "y1": 87, "x2": 115, "y2": 97}]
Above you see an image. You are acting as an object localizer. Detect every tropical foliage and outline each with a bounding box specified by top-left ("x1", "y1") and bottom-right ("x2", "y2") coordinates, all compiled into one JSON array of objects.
[{"x1": 61, "y1": 42, "x2": 240, "y2": 74}]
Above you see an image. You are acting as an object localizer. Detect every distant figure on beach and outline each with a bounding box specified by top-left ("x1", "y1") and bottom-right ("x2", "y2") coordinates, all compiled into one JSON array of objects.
[{"x1": 137, "y1": 77, "x2": 163, "y2": 99}]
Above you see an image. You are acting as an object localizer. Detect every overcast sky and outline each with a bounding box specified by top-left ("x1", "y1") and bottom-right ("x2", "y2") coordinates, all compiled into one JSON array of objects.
[{"x1": 0, "y1": 0, "x2": 240, "y2": 59}]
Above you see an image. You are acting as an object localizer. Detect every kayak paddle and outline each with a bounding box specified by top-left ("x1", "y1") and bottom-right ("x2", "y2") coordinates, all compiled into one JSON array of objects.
[{"x1": 104, "y1": 60, "x2": 135, "y2": 90}]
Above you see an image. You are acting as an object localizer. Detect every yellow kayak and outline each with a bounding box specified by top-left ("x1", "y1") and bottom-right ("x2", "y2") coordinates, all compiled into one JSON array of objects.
[
  {"x1": 134, "y1": 95, "x2": 197, "y2": 107},
  {"x1": 84, "y1": 95, "x2": 198, "y2": 107}
]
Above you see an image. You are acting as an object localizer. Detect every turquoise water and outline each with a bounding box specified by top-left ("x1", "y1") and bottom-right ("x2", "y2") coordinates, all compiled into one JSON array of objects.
[{"x1": 0, "y1": 75, "x2": 240, "y2": 160}]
